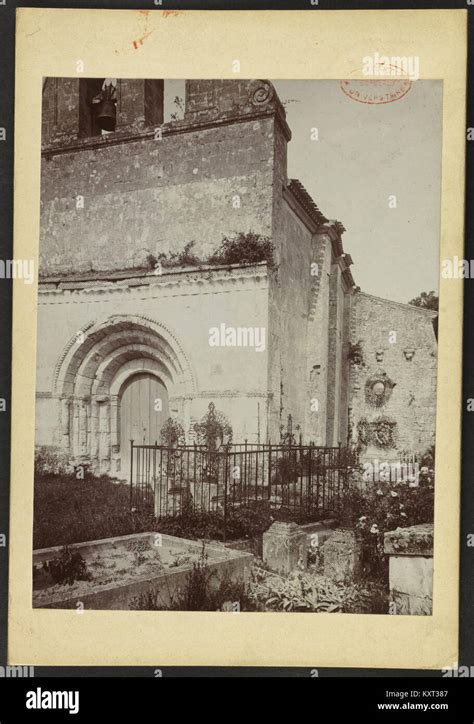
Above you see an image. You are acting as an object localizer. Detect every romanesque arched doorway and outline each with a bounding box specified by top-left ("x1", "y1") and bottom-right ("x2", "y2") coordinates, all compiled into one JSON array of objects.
[
  {"x1": 119, "y1": 373, "x2": 169, "y2": 477},
  {"x1": 52, "y1": 315, "x2": 196, "y2": 477}
]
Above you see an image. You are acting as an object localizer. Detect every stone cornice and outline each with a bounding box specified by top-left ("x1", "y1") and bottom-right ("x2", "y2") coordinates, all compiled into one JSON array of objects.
[
  {"x1": 42, "y1": 108, "x2": 290, "y2": 158},
  {"x1": 282, "y1": 181, "x2": 356, "y2": 291},
  {"x1": 170, "y1": 390, "x2": 273, "y2": 401},
  {"x1": 355, "y1": 290, "x2": 439, "y2": 317},
  {"x1": 335, "y1": 253, "x2": 356, "y2": 292},
  {"x1": 282, "y1": 185, "x2": 320, "y2": 234},
  {"x1": 286, "y1": 179, "x2": 329, "y2": 229},
  {"x1": 317, "y1": 222, "x2": 346, "y2": 256},
  {"x1": 38, "y1": 262, "x2": 269, "y2": 299},
  {"x1": 341, "y1": 267, "x2": 357, "y2": 293}
]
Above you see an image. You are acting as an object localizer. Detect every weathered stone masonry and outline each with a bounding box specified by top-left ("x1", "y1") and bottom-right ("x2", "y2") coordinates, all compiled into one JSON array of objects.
[
  {"x1": 37, "y1": 78, "x2": 438, "y2": 474},
  {"x1": 349, "y1": 293, "x2": 437, "y2": 460}
]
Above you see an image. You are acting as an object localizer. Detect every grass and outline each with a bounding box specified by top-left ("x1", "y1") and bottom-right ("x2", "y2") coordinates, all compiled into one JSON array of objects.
[
  {"x1": 33, "y1": 473, "x2": 155, "y2": 549},
  {"x1": 34, "y1": 470, "x2": 336, "y2": 553},
  {"x1": 35, "y1": 473, "x2": 389, "y2": 614},
  {"x1": 33, "y1": 472, "x2": 275, "y2": 549}
]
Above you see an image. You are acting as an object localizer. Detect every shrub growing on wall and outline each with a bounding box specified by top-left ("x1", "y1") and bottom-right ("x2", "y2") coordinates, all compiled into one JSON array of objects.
[
  {"x1": 348, "y1": 340, "x2": 364, "y2": 366},
  {"x1": 208, "y1": 232, "x2": 274, "y2": 267},
  {"x1": 146, "y1": 233, "x2": 275, "y2": 272}
]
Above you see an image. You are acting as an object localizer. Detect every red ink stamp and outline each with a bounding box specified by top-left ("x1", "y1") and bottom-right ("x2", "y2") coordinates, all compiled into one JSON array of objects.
[{"x1": 341, "y1": 59, "x2": 415, "y2": 105}]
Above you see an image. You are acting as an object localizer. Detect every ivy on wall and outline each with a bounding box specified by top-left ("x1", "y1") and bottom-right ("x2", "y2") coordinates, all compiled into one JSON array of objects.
[{"x1": 348, "y1": 340, "x2": 364, "y2": 367}]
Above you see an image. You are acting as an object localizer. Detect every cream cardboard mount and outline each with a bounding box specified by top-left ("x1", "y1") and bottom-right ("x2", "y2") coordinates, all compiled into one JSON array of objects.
[{"x1": 8, "y1": 7, "x2": 466, "y2": 668}]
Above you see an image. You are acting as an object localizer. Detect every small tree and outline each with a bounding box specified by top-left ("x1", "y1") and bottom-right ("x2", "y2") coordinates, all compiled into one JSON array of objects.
[{"x1": 408, "y1": 291, "x2": 438, "y2": 311}]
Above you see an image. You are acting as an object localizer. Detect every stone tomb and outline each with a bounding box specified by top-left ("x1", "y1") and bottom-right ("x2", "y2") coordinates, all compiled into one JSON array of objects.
[
  {"x1": 320, "y1": 528, "x2": 363, "y2": 584},
  {"x1": 262, "y1": 521, "x2": 307, "y2": 575},
  {"x1": 384, "y1": 523, "x2": 433, "y2": 615}
]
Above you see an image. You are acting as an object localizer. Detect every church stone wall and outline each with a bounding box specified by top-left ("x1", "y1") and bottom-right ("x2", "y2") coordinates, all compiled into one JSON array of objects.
[
  {"x1": 326, "y1": 264, "x2": 350, "y2": 446},
  {"x1": 42, "y1": 78, "x2": 164, "y2": 145},
  {"x1": 40, "y1": 117, "x2": 275, "y2": 275},
  {"x1": 268, "y1": 200, "x2": 351, "y2": 444},
  {"x1": 269, "y1": 118, "x2": 333, "y2": 445},
  {"x1": 269, "y1": 201, "x2": 315, "y2": 442},
  {"x1": 35, "y1": 265, "x2": 270, "y2": 470},
  {"x1": 40, "y1": 79, "x2": 287, "y2": 277},
  {"x1": 349, "y1": 292, "x2": 437, "y2": 461},
  {"x1": 37, "y1": 78, "x2": 436, "y2": 464}
]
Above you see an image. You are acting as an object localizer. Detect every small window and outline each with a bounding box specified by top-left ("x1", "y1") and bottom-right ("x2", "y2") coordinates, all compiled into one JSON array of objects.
[{"x1": 164, "y1": 80, "x2": 185, "y2": 122}]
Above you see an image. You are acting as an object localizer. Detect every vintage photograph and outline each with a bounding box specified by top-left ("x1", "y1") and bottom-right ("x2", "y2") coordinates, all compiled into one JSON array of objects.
[{"x1": 32, "y1": 76, "x2": 440, "y2": 616}]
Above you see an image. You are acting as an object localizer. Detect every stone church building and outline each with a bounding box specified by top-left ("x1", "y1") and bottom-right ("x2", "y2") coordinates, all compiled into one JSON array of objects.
[{"x1": 36, "y1": 78, "x2": 437, "y2": 476}]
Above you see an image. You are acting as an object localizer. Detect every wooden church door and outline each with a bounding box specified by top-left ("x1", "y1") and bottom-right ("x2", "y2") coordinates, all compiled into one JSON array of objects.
[{"x1": 119, "y1": 373, "x2": 169, "y2": 477}]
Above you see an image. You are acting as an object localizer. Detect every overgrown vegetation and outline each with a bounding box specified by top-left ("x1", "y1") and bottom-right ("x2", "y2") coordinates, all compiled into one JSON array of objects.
[
  {"x1": 129, "y1": 544, "x2": 251, "y2": 611},
  {"x1": 408, "y1": 290, "x2": 438, "y2": 311},
  {"x1": 33, "y1": 464, "x2": 155, "y2": 549},
  {"x1": 129, "y1": 551, "x2": 388, "y2": 614},
  {"x1": 151, "y1": 504, "x2": 274, "y2": 547},
  {"x1": 34, "y1": 446, "x2": 70, "y2": 476},
  {"x1": 340, "y1": 464, "x2": 434, "y2": 581},
  {"x1": 155, "y1": 501, "x2": 331, "y2": 547},
  {"x1": 249, "y1": 566, "x2": 388, "y2": 614},
  {"x1": 34, "y1": 456, "x2": 331, "y2": 551},
  {"x1": 35, "y1": 445, "x2": 432, "y2": 616},
  {"x1": 34, "y1": 453, "x2": 277, "y2": 549},
  {"x1": 348, "y1": 340, "x2": 364, "y2": 366},
  {"x1": 207, "y1": 232, "x2": 274, "y2": 267},
  {"x1": 42, "y1": 545, "x2": 91, "y2": 586},
  {"x1": 126, "y1": 538, "x2": 154, "y2": 567},
  {"x1": 146, "y1": 232, "x2": 274, "y2": 272},
  {"x1": 146, "y1": 241, "x2": 202, "y2": 271},
  {"x1": 41, "y1": 232, "x2": 275, "y2": 280}
]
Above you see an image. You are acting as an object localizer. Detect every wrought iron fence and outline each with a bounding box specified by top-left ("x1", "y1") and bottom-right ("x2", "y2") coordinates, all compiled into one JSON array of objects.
[{"x1": 129, "y1": 439, "x2": 357, "y2": 534}]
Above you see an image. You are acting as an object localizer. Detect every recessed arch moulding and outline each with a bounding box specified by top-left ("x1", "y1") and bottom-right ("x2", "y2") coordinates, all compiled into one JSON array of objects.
[{"x1": 51, "y1": 315, "x2": 196, "y2": 475}]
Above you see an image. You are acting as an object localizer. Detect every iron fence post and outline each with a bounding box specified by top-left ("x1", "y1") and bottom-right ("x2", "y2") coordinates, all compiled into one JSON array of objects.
[
  {"x1": 308, "y1": 440, "x2": 313, "y2": 513},
  {"x1": 223, "y1": 446, "x2": 228, "y2": 543},
  {"x1": 244, "y1": 438, "x2": 248, "y2": 500},
  {"x1": 129, "y1": 439, "x2": 134, "y2": 509},
  {"x1": 153, "y1": 441, "x2": 157, "y2": 516},
  {"x1": 267, "y1": 441, "x2": 272, "y2": 501},
  {"x1": 338, "y1": 441, "x2": 342, "y2": 510}
]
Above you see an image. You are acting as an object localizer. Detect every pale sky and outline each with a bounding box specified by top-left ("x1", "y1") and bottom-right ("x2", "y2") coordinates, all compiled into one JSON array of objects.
[
  {"x1": 165, "y1": 79, "x2": 442, "y2": 304},
  {"x1": 273, "y1": 80, "x2": 443, "y2": 304}
]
